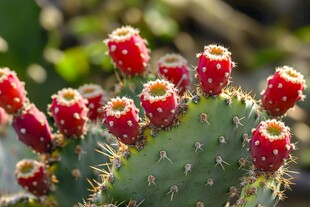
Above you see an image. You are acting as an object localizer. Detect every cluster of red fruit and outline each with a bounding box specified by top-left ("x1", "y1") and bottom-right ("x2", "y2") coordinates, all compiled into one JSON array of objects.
[
  {"x1": 0, "y1": 25, "x2": 306, "y2": 198},
  {"x1": 103, "y1": 26, "x2": 306, "y2": 173},
  {"x1": 0, "y1": 68, "x2": 106, "y2": 196}
]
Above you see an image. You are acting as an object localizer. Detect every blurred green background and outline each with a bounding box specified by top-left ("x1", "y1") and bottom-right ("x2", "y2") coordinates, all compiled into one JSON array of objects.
[{"x1": 0, "y1": 0, "x2": 309, "y2": 206}]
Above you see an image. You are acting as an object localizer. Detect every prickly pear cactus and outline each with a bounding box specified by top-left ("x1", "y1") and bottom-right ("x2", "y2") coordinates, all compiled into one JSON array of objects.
[
  {"x1": 84, "y1": 26, "x2": 306, "y2": 207},
  {"x1": 90, "y1": 90, "x2": 266, "y2": 207},
  {"x1": 0, "y1": 67, "x2": 117, "y2": 206},
  {"x1": 0, "y1": 24, "x2": 306, "y2": 207},
  {"x1": 235, "y1": 175, "x2": 280, "y2": 207},
  {"x1": 50, "y1": 126, "x2": 116, "y2": 206},
  {"x1": 0, "y1": 125, "x2": 35, "y2": 194}
]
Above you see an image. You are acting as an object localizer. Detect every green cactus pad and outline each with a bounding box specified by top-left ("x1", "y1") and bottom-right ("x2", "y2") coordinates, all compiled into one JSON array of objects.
[
  {"x1": 52, "y1": 125, "x2": 116, "y2": 206},
  {"x1": 235, "y1": 175, "x2": 280, "y2": 207},
  {"x1": 0, "y1": 126, "x2": 35, "y2": 194},
  {"x1": 93, "y1": 89, "x2": 265, "y2": 206}
]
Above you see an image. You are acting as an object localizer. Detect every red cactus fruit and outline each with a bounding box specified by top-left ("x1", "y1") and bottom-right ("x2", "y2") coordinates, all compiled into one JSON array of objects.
[
  {"x1": 0, "y1": 67, "x2": 27, "y2": 114},
  {"x1": 15, "y1": 159, "x2": 50, "y2": 197},
  {"x1": 140, "y1": 79, "x2": 178, "y2": 128},
  {"x1": 250, "y1": 119, "x2": 291, "y2": 172},
  {"x1": 261, "y1": 66, "x2": 306, "y2": 116},
  {"x1": 196, "y1": 45, "x2": 233, "y2": 95},
  {"x1": 50, "y1": 88, "x2": 89, "y2": 138},
  {"x1": 103, "y1": 97, "x2": 140, "y2": 145},
  {"x1": 105, "y1": 26, "x2": 150, "y2": 76},
  {"x1": 12, "y1": 104, "x2": 53, "y2": 154},
  {"x1": 0, "y1": 106, "x2": 9, "y2": 125},
  {"x1": 158, "y1": 53, "x2": 191, "y2": 94},
  {"x1": 78, "y1": 83, "x2": 105, "y2": 121}
]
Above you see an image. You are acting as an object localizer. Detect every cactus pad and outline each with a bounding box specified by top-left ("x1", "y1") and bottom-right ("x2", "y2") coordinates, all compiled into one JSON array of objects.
[
  {"x1": 93, "y1": 88, "x2": 265, "y2": 206},
  {"x1": 51, "y1": 126, "x2": 116, "y2": 206}
]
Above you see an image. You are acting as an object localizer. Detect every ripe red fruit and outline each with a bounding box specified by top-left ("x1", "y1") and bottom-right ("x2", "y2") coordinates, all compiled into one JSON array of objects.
[
  {"x1": 12, "y1": 104, "x2": 53, "y2": 154},
  {"x1": 78, "y1": 83, "x2": 105, "y2": 121},
  {"x1": 140, "y1": 79, "x2": 178, "y2": 128},
  {"x1": 49, "y1": 88, "x2": 89, "y2": 138},
  {"x1": 15, "y1": 159, "x2": 50, "y2": 197},
  {"x1": 261, "y1": 66, "x2": 306, "y2": 116},
  {"x1": 0, "y1": 67, "x2": 27, "y2": 114},
  {"x1": 103, "y1": 97, "x2": 140, "y2": 145},
  {"x1": 196, "y1": 45, "x2": 233, "y2": 95},
  {"x1": 105, "y1": 26, "x2": 150, "y2": 76},
  {"x1": 250, "y1": 119, "x2": 291, "y2": 172},
  {"x1": 158, "y1": 53, "x2": 191, "y2": 94}
]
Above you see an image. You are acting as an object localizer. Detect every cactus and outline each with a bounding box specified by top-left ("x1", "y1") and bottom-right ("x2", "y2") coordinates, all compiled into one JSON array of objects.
[
  {"x1": 0, "y1": 123, "x2": 41, "y2": 206},
  {"x1": 0, "y1": 125, "x2": 35, "y2": 194},
  {"x1": 234, "y1": 169, "x2": 292, "y2": 207},
  {"x1": 236, "y1": 176, "x2": 279, "y2": 207},
  {"x1": 50, "y1": 126, "x2": 116, "y2": 206},
  {"x1": 84, "y1": 26, "x2": 305, "y2": 207},
  {"x1": 91, "y1": 88, "x2": 266, "y2": 206},
  {"x1": 0, "y1": 24, "x2": 306, "y2": 207},
  {"x1": 0, "y1": 67, "x2": 116, "y2": 206}
]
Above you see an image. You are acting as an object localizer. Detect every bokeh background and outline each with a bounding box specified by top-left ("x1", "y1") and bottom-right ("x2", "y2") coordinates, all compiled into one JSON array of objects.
[{"x1": 0, "y1": 0, "x2": 309, "y2": 206}]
